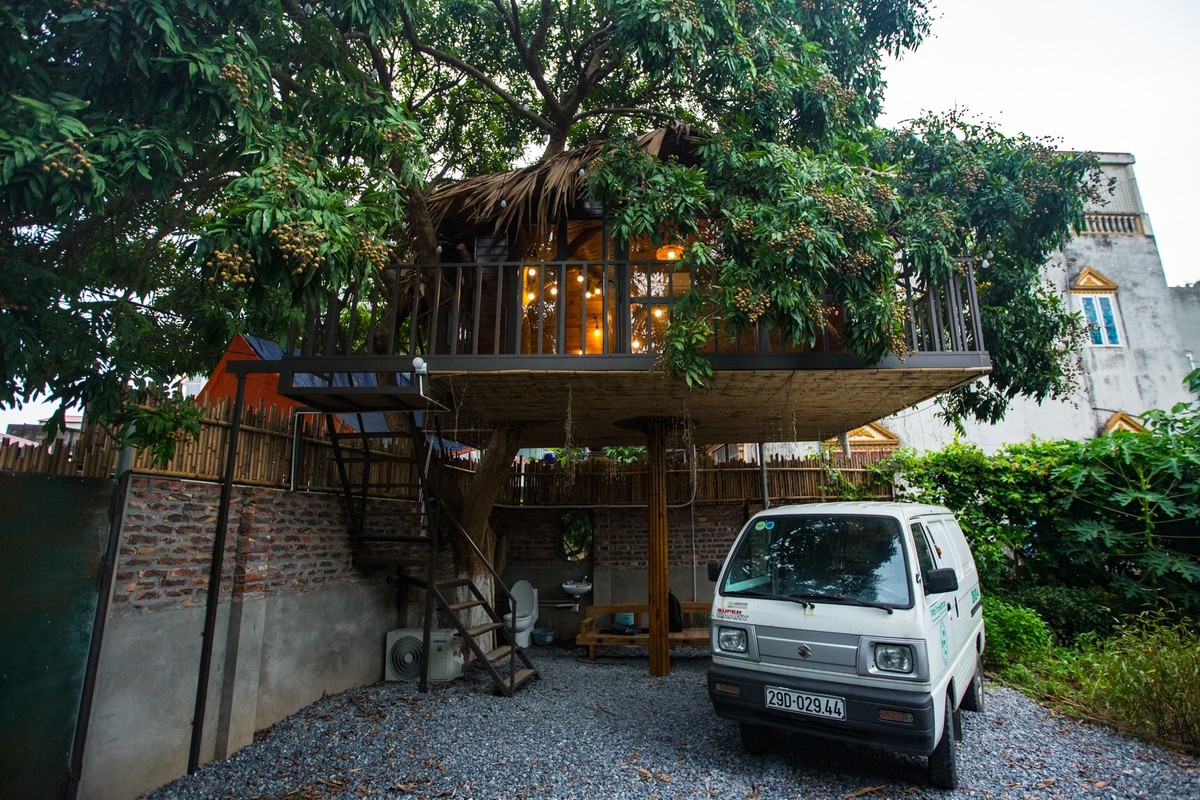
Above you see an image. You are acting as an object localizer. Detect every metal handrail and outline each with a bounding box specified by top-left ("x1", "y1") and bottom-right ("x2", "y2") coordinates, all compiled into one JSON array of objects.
[{"x1": 286, "y1": 257, "x2": 986, "y2": 363}]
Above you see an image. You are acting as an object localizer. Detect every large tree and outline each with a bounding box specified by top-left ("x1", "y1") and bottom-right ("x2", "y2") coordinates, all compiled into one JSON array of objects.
[{"x1": 2, "y1": 0, "x2": 1105, "y2": 572}]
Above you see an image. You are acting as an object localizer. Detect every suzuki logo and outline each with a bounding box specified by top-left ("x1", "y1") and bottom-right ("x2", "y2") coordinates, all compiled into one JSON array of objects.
[{"x1": 796, "y1": 643, "x2": 813, "y2": 659}]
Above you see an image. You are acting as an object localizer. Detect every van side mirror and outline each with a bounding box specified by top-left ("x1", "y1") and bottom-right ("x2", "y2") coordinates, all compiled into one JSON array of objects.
[
  {"x1": 924, "y1": 567, "x2": 959, "y2": 595},
  {"x1": 707, "y1": 561, "x2": 721, "y2": 582}
]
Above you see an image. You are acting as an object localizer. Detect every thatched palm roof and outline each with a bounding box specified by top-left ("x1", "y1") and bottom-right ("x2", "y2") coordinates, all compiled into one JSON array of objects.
[{"x1": 427, "y1": 125, "x2": 699, "y2": 236}]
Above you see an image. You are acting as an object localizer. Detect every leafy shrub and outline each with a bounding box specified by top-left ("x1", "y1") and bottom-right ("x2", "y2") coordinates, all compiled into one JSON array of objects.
[
  {"x1": 1005, "y1": 584, "x2": 1115, "y2": 643},
  {"x1": 1073, "y1": 612, "x2": 1200, "y2": 753},
  {"x1": 1010, "y1": 611, "x2": 1200, "y2": 754},
  {"x1": 982, "y1": 597, "x2": 1052, "y2": 673}
]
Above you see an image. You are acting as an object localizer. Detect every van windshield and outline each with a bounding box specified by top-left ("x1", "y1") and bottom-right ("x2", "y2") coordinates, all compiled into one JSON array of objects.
[{"x1": 720, "y1": 514, "x2": 913, "y2": 609}]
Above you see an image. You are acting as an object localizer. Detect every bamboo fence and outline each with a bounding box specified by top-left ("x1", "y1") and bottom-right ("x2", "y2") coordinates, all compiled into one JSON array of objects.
[{"x1": 1, "y1": 401, "x2": 894, "y2": 504}]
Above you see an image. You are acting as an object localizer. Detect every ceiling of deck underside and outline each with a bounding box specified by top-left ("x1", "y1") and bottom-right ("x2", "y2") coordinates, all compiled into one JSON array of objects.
[{"x1": 423, "y1": 366, "x2": 988, "y2": 448}]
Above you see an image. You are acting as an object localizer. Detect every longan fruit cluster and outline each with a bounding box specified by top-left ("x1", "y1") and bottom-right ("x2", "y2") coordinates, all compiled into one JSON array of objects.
[
  {"x1": 272, "y1": 223, "x2": 328, "y2": 275},
  {"x1": 262, "y1": 144, "x2": 316, "y2": 194},
  {"x1": 841, "y1": 250, "x2": 877, "y2": 276},
  {"x1": 815, "y1": 193, "x2": 874, "y2": 233},
  {"x1": 68, "y1": 0, "x2": 122, "y2": 10},
  {"x1": 0, "y1": 293, "x2": 29, "y2": 313},
  {"x1": 220, "y1": 63, "x2": 251, "y2": 106},
  {"x1": 782, "y1": 220, "x2": 815, "y2": 248},
  {"x1": 379, "y1": 126, "x2": 416, "y2": 146},
  {"x1": 206, "y1": 245, "x2": 255, "y2": 286},
  {"x1": 40, "y1": 138, "x2": 91, "y2": 183},
  {"x1": 731, "y1": 286, "x2": 770, "y2": 322},
  {"x1": 357, "y1": 236, "x2": 392, "y2": 271}
]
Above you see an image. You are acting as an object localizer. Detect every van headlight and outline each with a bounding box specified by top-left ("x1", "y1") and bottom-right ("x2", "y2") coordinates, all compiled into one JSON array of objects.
[
  {"x1": 717, "y1": 627, "x2": 748, "y2": 653},
  {"x1": 874, "y1": 643, "x2": 914, "y2": 674}
]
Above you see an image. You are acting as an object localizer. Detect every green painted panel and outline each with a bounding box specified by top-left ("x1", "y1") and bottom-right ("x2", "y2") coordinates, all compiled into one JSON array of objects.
[{"x1": 0, "y1": 472, "x2": 115, "y2": 800}]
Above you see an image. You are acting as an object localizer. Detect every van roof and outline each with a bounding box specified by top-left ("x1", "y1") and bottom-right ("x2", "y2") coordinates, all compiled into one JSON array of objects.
[{"x1": 754, "y1": 501, "x2": 952, "y2": 518}]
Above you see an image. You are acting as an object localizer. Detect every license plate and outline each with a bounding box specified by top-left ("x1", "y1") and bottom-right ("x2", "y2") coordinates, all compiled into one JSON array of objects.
[{"x1": 764, "y1": 686, "x2": 846, "y2": 720}]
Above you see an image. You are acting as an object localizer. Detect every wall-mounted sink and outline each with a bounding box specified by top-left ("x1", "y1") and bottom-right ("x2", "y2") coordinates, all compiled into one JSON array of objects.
[{"x1": 562, "y1": 580, "x2": 592, "y2": 598}]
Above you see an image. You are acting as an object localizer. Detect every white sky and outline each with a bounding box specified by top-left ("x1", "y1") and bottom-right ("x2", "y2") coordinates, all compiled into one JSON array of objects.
[
  {"x1": 3, "y1": 2, "x2": 1197, "y2": 430},
  {"x1": 879, "y1": 0, "x2": 1200, "y2": 287}
]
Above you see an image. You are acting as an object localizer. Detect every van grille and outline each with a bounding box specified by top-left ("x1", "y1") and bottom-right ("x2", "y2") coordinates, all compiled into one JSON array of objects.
[{"x1": 756, "y1": 627, "x2": 859, "y2": 674}]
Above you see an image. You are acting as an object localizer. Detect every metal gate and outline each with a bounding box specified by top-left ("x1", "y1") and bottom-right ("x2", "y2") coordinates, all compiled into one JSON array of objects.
[{"x1": 0, "y1": 472, "x2": 117, "y2": 800}]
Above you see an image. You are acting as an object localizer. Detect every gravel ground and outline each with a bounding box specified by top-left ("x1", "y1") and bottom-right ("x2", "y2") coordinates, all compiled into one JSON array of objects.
[{"x1": 146, "y1": 646, "x2": 1198, "y2": 800}]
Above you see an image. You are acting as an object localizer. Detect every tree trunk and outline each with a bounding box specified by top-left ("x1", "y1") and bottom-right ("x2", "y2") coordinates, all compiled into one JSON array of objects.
[{"x1": 425, "y1": 421, "x2": 525, "y2": 645}]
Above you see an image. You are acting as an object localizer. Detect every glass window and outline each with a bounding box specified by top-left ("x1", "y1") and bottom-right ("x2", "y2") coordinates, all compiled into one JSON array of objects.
[
  {"x1": 721, "y1": 514, "x2": 913, "y2": 607},
  {"x1": 1079, "y1": 294, "x2": 1122, "y2": 346},
  {"x1": 911, "y1": 523, "x2": 938, "y2": 575}
]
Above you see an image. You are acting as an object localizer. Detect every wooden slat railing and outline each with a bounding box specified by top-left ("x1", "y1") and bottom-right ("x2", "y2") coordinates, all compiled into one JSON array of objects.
[{"x1": 1, "y1": 402, "x2": 894, "y2": 504}]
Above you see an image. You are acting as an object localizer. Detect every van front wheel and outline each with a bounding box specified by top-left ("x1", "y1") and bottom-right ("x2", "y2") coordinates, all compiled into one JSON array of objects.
[
  {"x1": 928, "y1": 694, "x2": 959, "y2": 789},
  {"x1": 961, "y1": 657, "x2": 985, "y2": 713},
  {"x1": 739, "y1": 722, "x2": 772, "y2": 754}
]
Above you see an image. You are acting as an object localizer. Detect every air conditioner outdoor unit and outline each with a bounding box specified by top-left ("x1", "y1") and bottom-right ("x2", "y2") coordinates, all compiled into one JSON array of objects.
[{"x1": 385, "y1": 628, "x2": 463, "y2": 682}]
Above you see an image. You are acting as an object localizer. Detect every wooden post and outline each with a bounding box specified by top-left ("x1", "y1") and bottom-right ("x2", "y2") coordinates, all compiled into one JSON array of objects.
[{"x1": 644, "y1": 418, "x2": 670, "y2": 676}]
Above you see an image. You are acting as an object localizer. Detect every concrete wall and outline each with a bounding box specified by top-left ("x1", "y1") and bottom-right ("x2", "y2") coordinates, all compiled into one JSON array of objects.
[
  {"x1": 77, "y1": 477, "x2": 410, "y2": 800},
  {"x1": 1171, "y1": 285, "x2": 1200, "y2": 366}
]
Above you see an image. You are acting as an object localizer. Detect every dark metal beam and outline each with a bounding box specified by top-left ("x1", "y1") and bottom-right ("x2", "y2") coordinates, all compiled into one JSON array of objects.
[{"x1": 188, "y1": 371, "x2": 247, "y2": 773}]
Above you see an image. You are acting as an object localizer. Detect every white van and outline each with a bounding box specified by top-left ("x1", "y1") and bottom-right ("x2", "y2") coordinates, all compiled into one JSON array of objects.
[{"x1": 706, "y1": 502, "x2": 985, "y2": 789}]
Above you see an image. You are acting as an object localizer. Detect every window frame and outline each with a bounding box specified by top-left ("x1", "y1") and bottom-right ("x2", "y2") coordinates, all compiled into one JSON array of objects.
[{"x1": 1077, "y1": 292, "x2": 1124, "y2": 347}]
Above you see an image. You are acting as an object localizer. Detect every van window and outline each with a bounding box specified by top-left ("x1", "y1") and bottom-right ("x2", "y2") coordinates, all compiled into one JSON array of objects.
[
  {"x1": 721, "y1": 514, "x2": 913, "y2": 607},
  {"x1": 925, "y1": 520, "x2": 952, "y2": 562},
  {"x1": 911, "y1": 522, "x2": 938, "y2": 574}
]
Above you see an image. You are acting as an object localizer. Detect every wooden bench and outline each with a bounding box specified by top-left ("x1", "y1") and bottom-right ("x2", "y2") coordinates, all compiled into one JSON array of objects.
[{"x1": 575, "y1": 601, "x2": 711, "y2": 661}]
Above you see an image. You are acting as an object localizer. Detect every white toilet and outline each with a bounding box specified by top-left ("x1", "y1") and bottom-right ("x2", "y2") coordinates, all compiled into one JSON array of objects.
[{"x1": 502, "y1": 580, "x2": 538, "y2": 648}]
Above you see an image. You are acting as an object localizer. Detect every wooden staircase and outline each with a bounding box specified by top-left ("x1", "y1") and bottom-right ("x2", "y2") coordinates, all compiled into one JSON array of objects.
[{"x1": 324, "y1": 409, "x2": 538, "y2": 696}]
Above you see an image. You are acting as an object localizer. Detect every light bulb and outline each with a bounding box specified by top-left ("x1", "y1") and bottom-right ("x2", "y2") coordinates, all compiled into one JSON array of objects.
[{"x1": 653, "y1": 308, "x2": 663, "y2": 318}]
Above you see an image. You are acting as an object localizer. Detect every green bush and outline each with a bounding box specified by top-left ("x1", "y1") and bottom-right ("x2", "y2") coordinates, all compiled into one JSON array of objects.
[
  {"x1": 1073, "y1": 612, "x2": 1200, "y2": 753},
  {"x1": 1009, "y1": 611, "x2": 1200, "y2": 754},
  {"x1": 1005, "y1": 584, "x2": 1116, "y2": 643},
  {"x1": 982, "y1": 597, "x2": 1053, "y2": 673}
]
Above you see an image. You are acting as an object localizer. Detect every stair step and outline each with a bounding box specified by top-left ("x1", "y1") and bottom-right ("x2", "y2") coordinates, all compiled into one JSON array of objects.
[
  {"x1": 334, "y1": 454, "x2": 417, "y2": 463},
  {"x1": 466, "y1": 622, "x2": 505, "y2": 638},
  {"x1": 507, "y1": 668, "x2": 537, "y2": 691},
  {"x1": 331, "y1": 430, "x2": 416, "y2": 439},
  {"x1": 349, "y1": 534, "x2": 431, "y2": 544},
  {"x1": 448, "y1": 599, "x2": 485, "y2": 613},
  {"x1": 352, "y1": 556, "x2": 426, "y2": 568},
  {"x1": 484, "y1": 645, "x2": 515, "y2": 663}
]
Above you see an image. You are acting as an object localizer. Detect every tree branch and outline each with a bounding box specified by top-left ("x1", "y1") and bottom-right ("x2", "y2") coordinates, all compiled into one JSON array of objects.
[{"x1": 397, "y1": 3, "x2": 556, "y2": 137}]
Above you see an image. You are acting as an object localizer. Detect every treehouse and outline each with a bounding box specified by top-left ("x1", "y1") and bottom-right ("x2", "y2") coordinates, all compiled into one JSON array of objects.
[
  {"x1": 274, "y1": 127, "x2": 991, "y2": 448},
  {"x1": 233, "y1": 126, "x2": 990, "y2": 683}
]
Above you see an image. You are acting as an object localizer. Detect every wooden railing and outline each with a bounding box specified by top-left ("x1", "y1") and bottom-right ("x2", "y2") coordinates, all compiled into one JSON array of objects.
[
  {"x1": 284, "y1": 257, "x2": 985, "y2": 364},
  {"x1": 504, "y1": 451, "x2": 893, "y2": 506},
  {"x1": 0, "y1": 402, "x2": 894, "y2": 504},
  {"x1": 1080, "y1": 213, "x2": 1144, "y2": 236},
  {"x1": 0, "y1": 401, "x2": 426, "y2": 494}
]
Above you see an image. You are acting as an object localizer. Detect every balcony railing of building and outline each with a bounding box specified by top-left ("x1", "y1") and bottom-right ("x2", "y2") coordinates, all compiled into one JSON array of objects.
[
  {"x1": 283, "y1": 257, "x2": 985, "y2": 369},
  {"x1": 1080, "y1": 212, "x2": 1144, "y2": 236}
]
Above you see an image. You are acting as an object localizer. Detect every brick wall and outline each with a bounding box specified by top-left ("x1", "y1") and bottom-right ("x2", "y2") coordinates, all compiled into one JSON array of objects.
[
  {"x1": 491, "y1": 502, "x2": 751, "y2": 570},
  {"x1": 113, "y1": 476, "x2": 420, "y2": 616}
]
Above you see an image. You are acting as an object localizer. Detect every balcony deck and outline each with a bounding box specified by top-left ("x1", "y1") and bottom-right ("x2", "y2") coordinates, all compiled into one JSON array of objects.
[{"x1": 269, "y1": 259, "x2": 990, "y2": 448}]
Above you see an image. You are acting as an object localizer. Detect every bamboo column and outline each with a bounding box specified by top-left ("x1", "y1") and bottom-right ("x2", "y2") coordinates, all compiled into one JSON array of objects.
[{"x1": 644, "y1": 417, "x2": 670, "y2": 676}]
